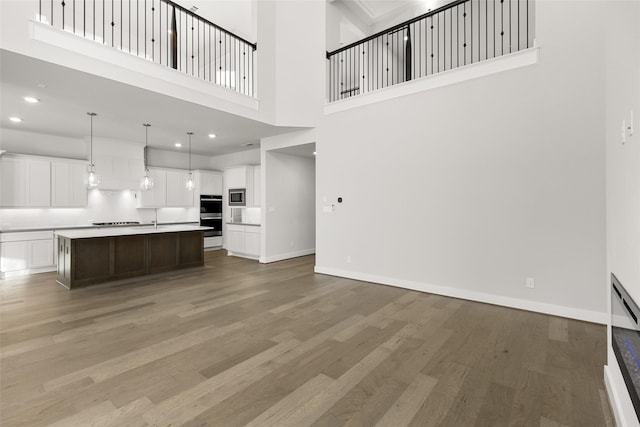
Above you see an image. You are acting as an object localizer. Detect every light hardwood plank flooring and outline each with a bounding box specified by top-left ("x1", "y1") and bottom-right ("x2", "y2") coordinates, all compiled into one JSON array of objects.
[{"x1": 0, "y1": 251, "x2": 613, "y2": 426}]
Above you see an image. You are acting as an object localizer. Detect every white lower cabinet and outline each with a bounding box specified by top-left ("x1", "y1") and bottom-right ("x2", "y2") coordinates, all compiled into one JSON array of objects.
[
  {"x1": 226, "y1": 224, "x2": 260, "y2": 259},
  {"x1": 244, "y1": 227, "x2": 261, "y2": 256},
  {"x1": 0, "y1": 231, "x2": 55, "y2": 276},
  {"x1": 204, "y1": 236, "x2": 223, "y2": 249}
]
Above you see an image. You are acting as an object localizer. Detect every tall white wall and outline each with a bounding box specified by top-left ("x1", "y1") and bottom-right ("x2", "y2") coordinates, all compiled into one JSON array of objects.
[
  {"x1": 256, "y1": 0, "x2": 325, "y2": 127},
  {"x1": 262, "y1": 148, "x2": 315, "y2": 262},
  {"x1": 604, "y1": 1, "x2": 640, "y2": 425},
  {"x1": 315, "y1": 0, "x2": 607, "y2": 322}
]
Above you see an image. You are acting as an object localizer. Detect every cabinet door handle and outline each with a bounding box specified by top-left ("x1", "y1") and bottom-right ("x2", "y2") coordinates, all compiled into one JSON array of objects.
[{"x1": 66, "y1": 247, "x2": 69, "y2": 254}]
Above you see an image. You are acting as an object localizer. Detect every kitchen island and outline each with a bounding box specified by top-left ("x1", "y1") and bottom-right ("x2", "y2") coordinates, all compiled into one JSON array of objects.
[{"x1": 55, "y1": 225, "x2": 209, "y2": 289}]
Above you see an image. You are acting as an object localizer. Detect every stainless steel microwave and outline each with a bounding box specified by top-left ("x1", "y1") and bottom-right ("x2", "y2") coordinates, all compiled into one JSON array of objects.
[{"x1": 229, "y1": 188, "x2": 246, "y2": 206}]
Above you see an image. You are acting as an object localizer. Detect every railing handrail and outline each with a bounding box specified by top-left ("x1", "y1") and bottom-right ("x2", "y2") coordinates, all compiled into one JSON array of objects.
[
  {"x1": 163, "y1": 0, "x2": 256, "y2": 50},
  {"x1": 326, "y1": 0, "x2": 467, "y2": 58}
]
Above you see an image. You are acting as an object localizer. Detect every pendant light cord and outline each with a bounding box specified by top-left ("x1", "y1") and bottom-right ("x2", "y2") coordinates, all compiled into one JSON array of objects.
[
  {"x1": 143, "y1": 123, "x2": 151, "y2": 169},
  {"x1": 87, "y1": 112, "x2": 97, "y2": 166},
  {"x1": 187, "y1": 132, "x2": 193, "y2": 172}
]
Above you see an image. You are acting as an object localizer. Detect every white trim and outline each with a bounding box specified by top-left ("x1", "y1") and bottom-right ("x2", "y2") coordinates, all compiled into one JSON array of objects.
[
  {"x1": 605, "y1": 348, "x2": 640, "y2": 427},
  {"x1": 227, "y1": 251, "x2": 260, "y2": 261},
  {"x1": 1, "y1": 265, "x2": 56, "y2": 279},
  {"x1": 260, "y1": 248, "x2": 315, "y2": 264},
  {"x1": 324, "y1": 47, "x2": 540, "y2": 115},
  {"x1": 313, "y1": 265, "x2": 607, "y2": 324}
]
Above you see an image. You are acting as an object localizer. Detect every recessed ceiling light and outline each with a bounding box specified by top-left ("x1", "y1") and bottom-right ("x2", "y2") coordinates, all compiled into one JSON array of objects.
[
  {"x1": 9, "y1": 117, "x2": 23, "y2": 123},
  {"x1": 208, "y1": 133, "x2": 216, "y2": 139},
  {"x1": 37, "y1": 83, "x2": 47, "y2": 89},
  {"x1": 313, "y1": 151, "x2": 317, "y2": 155},
  {"x1": 24, "y1": 96, "x2": 39, "y2": 103},
  {"x1": 175, "y1": 143, "x2": 182, "y2": 148}
]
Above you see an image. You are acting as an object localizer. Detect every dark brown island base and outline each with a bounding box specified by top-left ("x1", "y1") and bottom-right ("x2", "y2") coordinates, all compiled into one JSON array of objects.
[{"x1": 55, "y1": 225, "x2": 209, "y2": 289}]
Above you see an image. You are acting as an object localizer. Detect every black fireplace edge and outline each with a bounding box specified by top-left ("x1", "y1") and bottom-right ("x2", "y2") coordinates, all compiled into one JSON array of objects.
[{"x1": 611, "y1": 272, "x2": 640, "y2": 421}]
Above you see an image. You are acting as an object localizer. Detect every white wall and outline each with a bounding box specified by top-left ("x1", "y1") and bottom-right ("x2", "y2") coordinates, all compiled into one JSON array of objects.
[
  {"x1": 209, "y1": 148, "x2": 260, "y2": 170},
  {"x1": 148, "y1": 148, "x2": 216, "y2": 171},
  {"x1": 315, "y1": 0, "x2": 607, "y2": 322},
  {"x1": 256, "y1": 0, "x2": 326, "y2": 127},
  {"x1": 604, "y1": 1, "x2": 640, "y2": 425},
  {"x1": 262, "y1": 147, "x2": 315, "y2": 263}
]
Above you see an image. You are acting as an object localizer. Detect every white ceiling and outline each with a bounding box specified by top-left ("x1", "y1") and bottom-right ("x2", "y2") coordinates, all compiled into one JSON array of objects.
[
  {"x1": 0, "y1": 50, "x2": 301, "y2": 156},
  {"x1": 272, "y1": 143, "x2": 316, "y2": 159},
  {"x1": 334, "y1": 0, "x2": 425, "y2": 29}
]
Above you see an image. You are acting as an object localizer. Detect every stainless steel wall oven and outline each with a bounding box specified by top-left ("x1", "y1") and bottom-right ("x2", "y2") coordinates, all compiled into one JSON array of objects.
[{"x1": 200, "y1": 195, "x2": 222, "y2": 237}]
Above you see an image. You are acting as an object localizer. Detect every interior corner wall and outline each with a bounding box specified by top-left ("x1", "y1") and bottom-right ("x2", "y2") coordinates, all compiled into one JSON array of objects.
[
  {"x1": 263, "y1": 151, "x2": 315, "y2": 262},
  {"x1": 604, "y1": 1, "x2": 640, "y2": 425},
  {"x1": 315, "y1": 0, "x2": 607, "y2": 322}
]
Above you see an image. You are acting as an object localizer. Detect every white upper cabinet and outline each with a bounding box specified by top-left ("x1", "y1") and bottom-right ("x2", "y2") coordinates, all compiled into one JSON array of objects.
[
  {"x1": 166, "y1": 170, "x2": 194, "y2": 207},
  {"x1": 137, "y1": 169, "x2": 167, "y2": 208},
  {"x1": 1, "y1": 156, "x2": 51, "y2": 207},
  {"x1": 137, "y1": 168, "x2": 193, "y2": 208},
  {"x1": 196, "y1": 171, "x2": 223, "y2": 195},
  {"x1": 224, "y1": 167, "x2": 248, "y2": 190},
  {"x1": 51, "y1": 162, "x2": 88, "y2": 207},
  {"x1": 224, "y1": 165, "x2": 261, "y2": 207},
  {"x1": 94, "y1": 155, "x2": 144, "y2": 190}
]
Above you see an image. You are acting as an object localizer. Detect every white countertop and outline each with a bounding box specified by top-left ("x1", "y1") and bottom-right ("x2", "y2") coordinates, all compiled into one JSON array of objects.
[
  {"x1": 56, "y1": 225, "x2": 211, "y2": 239},
  {"x1": 1, "y1": 221, "x2": 199, "y2": 234}
]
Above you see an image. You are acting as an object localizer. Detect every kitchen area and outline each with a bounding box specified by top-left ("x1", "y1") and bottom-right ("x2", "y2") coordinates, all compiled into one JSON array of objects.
[{"x1": 0, "y1": 146, "x2": 264, "y2": 285}]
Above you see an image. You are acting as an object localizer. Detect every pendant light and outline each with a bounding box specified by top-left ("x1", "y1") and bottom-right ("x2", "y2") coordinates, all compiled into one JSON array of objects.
[
  {"x1": 87, "y1": 112, "x2": 99, "y2": 189},
  {"x1": 185, "y1": 131, "x2": 195, "y2": 191},
  {"x1": 140, "y1": 123, "x2": 154, "y2": 190}
]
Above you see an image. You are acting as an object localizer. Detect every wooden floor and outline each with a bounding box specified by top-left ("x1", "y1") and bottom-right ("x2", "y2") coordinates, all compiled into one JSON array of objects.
[{"x1": 1, "y1": 251, "x2": 613, "y2": 427}]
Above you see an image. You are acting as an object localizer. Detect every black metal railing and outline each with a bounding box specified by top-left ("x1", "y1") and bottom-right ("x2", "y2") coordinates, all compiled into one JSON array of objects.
[
  {"x1": 38, "y1": 0, "x2": 256, "y2": 97},
  {"x1": 327, "y1": 0, "x2": 534, "y2": 102}
]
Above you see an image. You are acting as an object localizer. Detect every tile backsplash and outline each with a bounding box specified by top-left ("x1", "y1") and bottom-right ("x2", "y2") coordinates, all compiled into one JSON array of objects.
[{"x1": 0, "y1": 189, "x2": 198, "y2": 229}]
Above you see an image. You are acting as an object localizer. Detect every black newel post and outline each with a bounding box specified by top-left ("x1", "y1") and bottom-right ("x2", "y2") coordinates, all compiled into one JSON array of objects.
[{"x1": 170, "y1": 6, "x2": 177, "y2": 69}]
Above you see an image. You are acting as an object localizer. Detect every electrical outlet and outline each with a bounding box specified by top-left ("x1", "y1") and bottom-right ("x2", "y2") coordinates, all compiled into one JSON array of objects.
[
  {"x1": 526, "y1": 278, "x2": 535, "y2": 289},
  {"x1": 346, "y1": 255, "x2": 351, "y2": 263},
  {"x1": 290, "y1": 241, "x2": 294, "y2": 248}
]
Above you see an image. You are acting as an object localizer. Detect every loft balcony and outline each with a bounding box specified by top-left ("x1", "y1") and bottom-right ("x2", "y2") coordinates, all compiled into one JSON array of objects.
[
  {"x1": 326, "y1": 0, "x2": 535, "y2": 103},
  {"x1": 35, "y1": 0, "x2": 256, "y2": 98}
]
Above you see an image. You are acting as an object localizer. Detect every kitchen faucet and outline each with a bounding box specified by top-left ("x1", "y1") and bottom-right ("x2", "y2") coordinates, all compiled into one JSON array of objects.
[{"x1": 152, "y1": 208, "x2": 158, "y2": 229}]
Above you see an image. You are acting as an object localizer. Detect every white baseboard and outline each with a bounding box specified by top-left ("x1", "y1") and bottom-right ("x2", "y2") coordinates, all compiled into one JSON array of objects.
[
  {"x1": 313, "y1": 266, "x2": 607, "y2": 324},
  {"x1": 227, "y1": 251, "x2": 259, "y2": 261},
  {"x1": 1, "y1": 265, "x2": 56, "y2": 279},
  {"x1": 260, "y1": 249, "x2": 315, "y2": 264}
]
